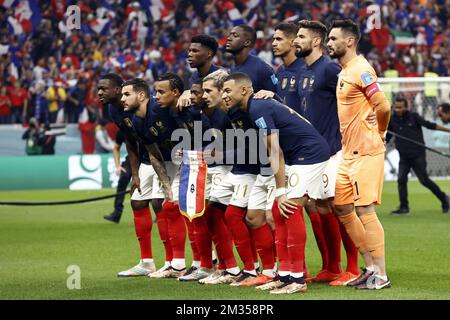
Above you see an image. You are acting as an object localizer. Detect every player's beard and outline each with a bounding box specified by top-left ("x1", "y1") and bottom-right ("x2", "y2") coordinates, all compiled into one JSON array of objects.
[
  {"x1": 328, "y1": 46, "x2": 345, "y2": 58},
  {"x1": 125, "y1": 99, "x2": 140, "y2": 112},
  {"x1": 295, "y1": 46, "x2": 312, "y2": 58}
]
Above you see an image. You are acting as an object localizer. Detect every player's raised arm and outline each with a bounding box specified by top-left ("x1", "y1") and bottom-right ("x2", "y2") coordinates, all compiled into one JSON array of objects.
[{"x1": 145, "y1": 142, "x2": 173, "y2": 201}]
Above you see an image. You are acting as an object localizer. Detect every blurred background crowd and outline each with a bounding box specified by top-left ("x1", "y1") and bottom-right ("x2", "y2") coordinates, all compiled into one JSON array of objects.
[{"x1": 0, "y1": 0, "x2": 448, "y2": 127}]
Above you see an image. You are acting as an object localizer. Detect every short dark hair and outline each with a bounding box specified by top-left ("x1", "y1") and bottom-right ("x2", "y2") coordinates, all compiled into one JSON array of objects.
[
  {"x1": 394, "y1": 95, "x2": 408, "y2": 108},
  {"x1": 274, "y1": 22, "x2": 299, "y2": 39},
  {"x1": 100, "y1": 73, "x2": 123, "y2": 87},
  {"x1": 224, "y1": 72, "x2": 252, "y2": 86},
  {"x1": 191, "y1": 34, "x2": 219, "y2": 56},
  {"x1": 158, "y1": 72, "x2": 184, "y2": 94},
  {"x1": 439, "y1": 102, "x2": 450, "y2": 113},
  {"x1": 297, "y1": 20, "x2": 327, "y2": 45},
  {"x1": 329, "y1": 19, "x2": 360, "y2": 43},
  {"x1": 122, "y1": 78, "x2": 150, "y2": 98},
  {"x1": 237, "y1": 25, "x2": 257, "y2": 45}
]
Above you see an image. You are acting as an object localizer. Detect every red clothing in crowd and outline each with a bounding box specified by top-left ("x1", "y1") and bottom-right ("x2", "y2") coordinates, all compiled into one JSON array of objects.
[
  {"x1": 370, "y1": 27, "x2": 391, "y2": 53},
  {"x1": 50, "y1": 0, "x2": 67, "y2": 20},
  {"x1": 0, "y1": 94, "x2": 11, "y2": 116},
  {"x1": 7, "y1": 86, "x2": 28, "y2": 108},
  {"x1": 61, "y1": 54, "x2": 81, "y2": 70},
  {"x1": 78, "y1": 122, "x2": 96, "y2": 154}
]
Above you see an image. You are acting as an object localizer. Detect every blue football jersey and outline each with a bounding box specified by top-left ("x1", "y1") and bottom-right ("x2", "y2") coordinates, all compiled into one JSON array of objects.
[{"x1": 247, "y1": 96, "x2": 330, "y2": 165}]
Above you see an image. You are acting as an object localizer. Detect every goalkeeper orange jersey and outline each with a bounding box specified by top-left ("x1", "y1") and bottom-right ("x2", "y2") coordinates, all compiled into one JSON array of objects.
[{"x1": 336, "y1": 55, "x2": 385, "y2": 160}]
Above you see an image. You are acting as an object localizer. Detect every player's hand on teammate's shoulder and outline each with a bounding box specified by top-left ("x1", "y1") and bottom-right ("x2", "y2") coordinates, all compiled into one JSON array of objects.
[
  {"x1": 254, "y1": 90, "x2": 275, "y2": 99},
  {"x1": 177, "y1": 90, "x2": 192, "y2": 110}
]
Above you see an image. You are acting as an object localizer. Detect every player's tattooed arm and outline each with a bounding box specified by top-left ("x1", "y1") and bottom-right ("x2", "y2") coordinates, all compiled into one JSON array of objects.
[
  {"x1": 124, "y1": 136, "x2": 141, "y2": 194},
  {"x1": 146, "y1": 143, "x2": 173, "y2": 201}
]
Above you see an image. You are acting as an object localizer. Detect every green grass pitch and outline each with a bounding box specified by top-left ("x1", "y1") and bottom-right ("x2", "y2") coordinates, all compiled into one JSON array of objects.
[{"x1": 0, "y1": 181, "x2": 449, "y2": 300}]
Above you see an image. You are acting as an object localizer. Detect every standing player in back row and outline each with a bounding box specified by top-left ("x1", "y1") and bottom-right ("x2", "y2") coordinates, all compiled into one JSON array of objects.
[
  {"x1": 226, "y1": 25, "x2": 277, "y2": 93},
  {"x1": 327, "y1": 19, "x2": 391, "y2": 289},
  {"x1": 293, "y1": 20, "x2": 361, "y2": 286},
  {"x1": 254, "y1": 22, "x2": 335, "y2": 282},
  {"x1": 177, "y1": 34, "x2": 221, "y2": 108}
]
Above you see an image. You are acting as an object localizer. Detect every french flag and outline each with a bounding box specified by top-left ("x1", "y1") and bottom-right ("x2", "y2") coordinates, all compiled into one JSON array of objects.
[
  {"x1": 90, "y1": 0, "x2": 113, "y2": 35},
  {"x1": 126, "y1": 17, "x2": 139, "y2": 42},
  {"x1": 228, "y1": 6, "x2": 245, "y2": 26},
  {"x1": 178, "y1": 150, "x2": 208, "y2": 221},
  {"x1": 140, "y1": 0, "x2": 164, "y2": 21},
  {"x1": 5, "y1": 0, "x2": 41, "y2": 35},
  {"x1": 0, "y1": 0, "x2": 17, "y2": 7},
  {"x1": 90, "y1": 18, "x2": 111, "y2": 35}
]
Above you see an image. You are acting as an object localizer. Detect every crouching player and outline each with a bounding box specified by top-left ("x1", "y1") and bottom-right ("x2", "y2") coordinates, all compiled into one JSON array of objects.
[
  {"x1": 98, "y1": 73, "x2": 157, "y2": 277},
  {"x1": 222, "y1": 72, "x2": 330, "y2": 294},
  {"x1": 122, "y1": 77, "x2": 187, "y2": 278}
]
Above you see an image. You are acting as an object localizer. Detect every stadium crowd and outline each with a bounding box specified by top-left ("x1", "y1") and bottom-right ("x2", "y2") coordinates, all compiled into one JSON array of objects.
[{"x1": 0, "y1": 0, "x2": 448, "y2": 126}]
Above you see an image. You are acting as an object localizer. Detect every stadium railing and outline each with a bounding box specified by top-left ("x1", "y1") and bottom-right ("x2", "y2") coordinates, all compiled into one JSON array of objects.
[{"x1": 379, "y1": 77, "x2": 450, "y2": 180}]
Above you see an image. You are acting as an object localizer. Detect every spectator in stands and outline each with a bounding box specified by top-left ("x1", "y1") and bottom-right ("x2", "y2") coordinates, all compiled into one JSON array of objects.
[
  {"x1": 8, "y1": 79, "x2": 29, "y2": 124},
  {"x1": 30, "y1": 80, "x2": 49, "y2": 124},
  {"x1": 95, "y1": 118, "x2": 114, "y2": 154},
  {"x1": 0, "y1": 86, "x2": 12, "y2": 124},
  {"x1": 46, "y1": 79, "x2": 67, "y2": 123},
  {"x1": 65, "y1": 79, "x2": 87, "y2": 124}
]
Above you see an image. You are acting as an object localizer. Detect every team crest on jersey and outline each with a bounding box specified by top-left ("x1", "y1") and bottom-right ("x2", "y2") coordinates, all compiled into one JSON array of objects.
[
  {"x1": 155, "y1": 121, "x2": 164, "y2": 129},
  {"x1": 289, "y1": 77, "x2": 296, "y2": 92},
  {"x1": 282, "y1": 78, "x2": 288, "y2": 89},
  {"x1": 149, "y1": 127, "x2": 158, "y2": 136},
  {"x1": 124, "y1": 118, "x2": 133, "y2": 127},
  {"x1": 302, "y1": 78, "x2": 308, "y2": 89},
  {"x1": 339, "y1": 80, "x2": 344, "y2": 89},
  {"x1": 309, "y1": 78, "x2": 315, "y2": 88},
  {"x1": 186, "y1": 121, "x2": 194, "y2": 129}
]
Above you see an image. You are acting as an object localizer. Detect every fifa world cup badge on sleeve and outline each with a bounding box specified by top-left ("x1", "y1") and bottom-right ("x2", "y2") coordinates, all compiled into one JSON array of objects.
[{"x1": 179, "y1": 150, "x2": 208, "y2": 221}]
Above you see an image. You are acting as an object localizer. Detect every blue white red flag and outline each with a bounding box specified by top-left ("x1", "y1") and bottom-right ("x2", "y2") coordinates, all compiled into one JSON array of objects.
[
  {"x1": 178, "y1": 150, "x2": 207, "y2": 221},
  {"x1": 5, "y1": 0, "x2": 41, "y2": 35}
]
